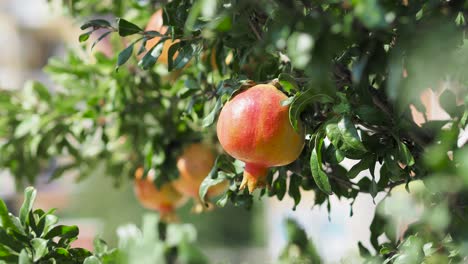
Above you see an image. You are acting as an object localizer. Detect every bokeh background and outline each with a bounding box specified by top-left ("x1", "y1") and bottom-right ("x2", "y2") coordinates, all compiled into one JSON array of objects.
[{"x1": 0, "y1": 1, "x2": 463, "y2": 263}]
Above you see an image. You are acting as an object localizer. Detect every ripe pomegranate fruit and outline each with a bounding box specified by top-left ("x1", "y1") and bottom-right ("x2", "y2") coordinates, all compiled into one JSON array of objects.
[
  {"x1": 143, "y1": 9, "x2": 177, "y2": 65},
  {"x1": 216, "y1": 84, "x2": 305, "y2": 192},
  {"x1": 173, "y1": 143, "x2": 227, "y2": 199},
  {"x1": 134, "y1": 167, "x2": 184, "y2": 215}
]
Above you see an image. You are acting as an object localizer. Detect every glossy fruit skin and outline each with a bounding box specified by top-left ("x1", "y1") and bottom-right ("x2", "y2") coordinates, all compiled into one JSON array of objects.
[
  {"x1": 173, "y1": 143, "x2": 227, "y2": 198},
  {"x1": 216, "y1": 84, "x2": 305, "y2": 192},
  {"x1": 134, "y1": 167, "x2": 184, "y2": 213},
  {"x1": 143, "y1": 9, "x2": 177, "y2": 65}
]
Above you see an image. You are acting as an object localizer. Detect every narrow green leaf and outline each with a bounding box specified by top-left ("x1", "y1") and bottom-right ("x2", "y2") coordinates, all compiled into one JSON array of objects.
[
  {"x1": 93, "y1": 238, "x2": 108, "y2": 255},
  {"x1": 370, "y1": 178, "x2": 378, "y2": 199},
  {"x1": 0, "y1": 200, "x2": 15, "y2": 230},
  {"x1": 115, "y1": 43, "x2": 134, "y2": 71},
  {"x1": 347, "y1": 155, "x2": 374, "y2": 179},
  {"x1": 289, "y1": 89, "x2": 334, "y2": 131},
  {"x1": 310, "y1": 136, "x2": 332, "y2": 195},
  {"x1": 358, "y1": 242, "x2": 371, "y2": 257},
  {"x1": 168, "y1": 42, "x2": 196, "y2": 71},
  {"x1": 31, "y1": 238, "x2": 48, "y2": 262},
  {"x1": 138, "y1": 38, "x2": 168, "y2": 70},
  {"x1": 81, "y1": 19, "x2": 111, "y2": 30},
  {"x1": 19, "y1": 187, "x2": 36, "y2": 226},
  {"x1": 18, "y1": 249, "x2": 32, "y2": 264},
  {"x1": 325, "y1": 116, "x2": 366, "y2": 158},
  {"x1": 216, "y1": 192, "x2": 230, "y2": 208},
  {"x1": 202, "y1": 98, "x2": 222, "y2": 128},
  {"x1": 79, "y1": 31, "x2": 92, "y2": 42},
  {"x1": 91, "y1": 31, "x2": 112, "y2": 50},
  {"x1": 84, "y1": 256, "x2": 101, "y2": 264},
  {"x1": 439, "y1": 89, "x2": 458, "y2": 117},
  {"x1": 0, "y1": 229, "x2": 23, "y2": 252},
  {"x1": 44, "y1": 225, "x2": 79, "y2": 240},
  {"x1": 14, "y1": 115, "x2": 40, "y2": 138},
  {"x1": 199, "y1": 172, "x2": 227, "y2": 205},
  {"x1": 288, "y1": 174, "x2": 302, "y2": 210},
  {"x1": 270, "y1": 169, "x2": 287, "y2": 200},
  {"x1": 398, "y1": 141, "x2": 415, "y2": 166},
  {"x1": 117, "y1": 18, "x2": 142, "y2": 36},
  {"x1": 278, "y1": 73, "x2": 299, "y2": 93},
  {"x1": 199, "y1": 155, "x2": 234, "y2": 204}
]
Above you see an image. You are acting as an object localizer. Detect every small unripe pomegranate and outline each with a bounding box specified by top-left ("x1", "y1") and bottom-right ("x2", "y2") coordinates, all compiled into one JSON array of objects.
[
  {"x1": 216, "y1": 84, "x2": 305, "y2": 192},
  {"x1": 173, "y1": 143, "x2": 227, "y2": 199},
  {"x1": 134, "y1": 167, "x2": 184, "y2": 214},
  {"x1": 143, "y1": 9, "x2": 177, "y2": 65}
]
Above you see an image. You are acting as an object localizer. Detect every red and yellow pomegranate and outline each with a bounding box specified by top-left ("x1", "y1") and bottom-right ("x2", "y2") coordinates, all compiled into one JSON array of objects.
[
  {"x1": 216, "y1": 84, "x2": 305, "y2": 192},
  {"x1": 142, "y1": 9, "x2": 178, "y2": 65},
  {"x1": 173, "y1": 143, "x2": 228, "y2": 199},
  {"x1": 134, "y1": 167, "x2": 184, "y2": 215}
]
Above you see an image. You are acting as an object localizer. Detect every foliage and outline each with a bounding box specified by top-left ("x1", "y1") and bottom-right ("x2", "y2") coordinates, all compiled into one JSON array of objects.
[
  {"x1": 1, "y1": 0, "x2": 468, "y2": 262},
  {"x1": 0, "y1": 187, "x2": 209, "y2": 264},
  {"x1": 278, "y1": 219, "x2": 322, "y2": 264},
  {"x1": 0, "y1": 187, "x2": 94, "y2": 263},
  {"x1": 0, "y1": 188, "x2": 322, "y2": 264}
]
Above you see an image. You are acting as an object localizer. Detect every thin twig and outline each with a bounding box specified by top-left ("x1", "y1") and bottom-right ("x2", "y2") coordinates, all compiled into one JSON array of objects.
[{"x1": 248, "y1": 19, "x2": 263, "y2": 41}]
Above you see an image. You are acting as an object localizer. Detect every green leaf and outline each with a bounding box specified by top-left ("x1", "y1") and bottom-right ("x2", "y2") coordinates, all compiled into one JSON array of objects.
[
  {"x1": 0, "y1": 229, "x2": 23, "y2": 252},
  {"x1": 44, "y1": 225, "x2": 79, "y2": 240},
  {"x1": 278, "y1": 73, "x2": 299, "y2": 93},
  {"x1": 398, "y1": 141, "x2": 415, "y2": 166},
  {"x1": 270, "y1": 169, "x2": 287, "y2": 200},
  {"x1": 79, "y1": 31, "x2": 92, "y2": 42},
  {"x1": 288, "y1": 174, "x2": 302, "y2": 210},
  {"x1": 347, "y1": 155, "x2": 374, "y2": 179},
  {"x1": 455, "y1": 12, "x2": 466, "y2": 26},
  {"x1": 31, "y1": 238, "x2": 48, "y2": 262},
  {"x1": 358, "y1": 242, "x2": 371, "y2": 257},
  {"x1": 202, "y1": 97, "x2": 222, "y2": 127},
  {"x1": 19, "y1": 187, "x2": 36, "y2": 226},
  {"x1": 15, "y1": 115, "x2": 40, "y2": 138},
  {"x1": 168, "y1": 42, "x2": 196, "y2": 71},
  {"x1": 380, "y1": 244, "x2": 393, "y2": 255},
  {"x1": 0, "y1": 199, "x2": 16, "y2": 230},
  {"x1": 138, "y1": 38, "x2": 168, "y2": 70},
  {"x1": 91, "y1": 31, "x2": 112, "y2": 50},
  {"x1": 93, "y1": 238, "x2": 108, "y2": 255},
  {"x1": 199, "y1": 172, "x2": 227, "y2": 205},
  {"x1": 216, "y1": 192, "x2": 230, "y2": 207},
  {"x1": 310, "y1": 136, "x2": 332, "y2": 195},
  {"x1": 178, "y1": 240, "x2": 209, "y2": 264},
  {"x1": 370, "y1": 178, "x2": 378, "y2": 199},
  {"x1": 325, "y1": 116, "x2": 366, "y2": 158},
  {"x1": 117, "y1": 18, "x2": 142, "y2": 36},
  {"x1": 81, "y1": 19, "x2": 111, "y2": 30},
  {"x1": 84, "y1": 256, "x2": 101, "y2": 264},
  {"x1": 439, "y1": 89, "x2": 459, "y2": 117},
  {"x1": 199, "y1": 155, "x2": 234, "y2": 204},
  {"x1": 68, "y1": 248, "x2": 93, "y2": 261},
  {"x1": 289, "y1": 89, "x2": 334, "y2": 131},
  {"x1": 18, "y1": 249, "x2": 32, "y2": 264},
  {"x1": 116, "y1": 43, "x2": 134, "y2": 70},
  {"x1": 355, "y1": 105, "x2": 387, "y2": 125}
]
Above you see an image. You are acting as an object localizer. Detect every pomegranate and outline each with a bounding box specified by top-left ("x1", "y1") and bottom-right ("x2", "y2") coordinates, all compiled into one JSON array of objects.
[
  {"x1": 216, "y1": 84, "x2": 305, "y2": 192},
  {"x1": 143, "y1": 9, "x2": 177, "y2": 65},
  {"x1": 133, "y1": 167, "x2": 184, "y2": 215},
  {"x1": 173, "y1": 143, "x2": 228, "y2": 199}
]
